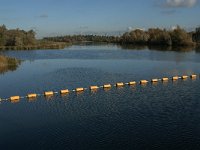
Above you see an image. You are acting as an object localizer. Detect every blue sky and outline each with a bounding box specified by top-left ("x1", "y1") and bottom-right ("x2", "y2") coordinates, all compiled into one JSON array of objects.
[{"x1": 0, "y1": 0, "x2": 199, "y2": 38}]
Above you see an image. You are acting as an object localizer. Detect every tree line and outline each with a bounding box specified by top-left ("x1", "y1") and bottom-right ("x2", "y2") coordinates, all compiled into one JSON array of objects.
[
  {"x1": 1, "y1": 24, "x2": 200, "y2": 49},
  {"x1": 121, "y1": 26, "x2": 198, "y2": 46},
  {"x1": 0, "y1": 25, "x2": 36, "y2": 47},
  {"x1": 43, "y1": 35, "x2": 120, "y2": 43},
  {"x1": 44, "y1": 26, "x2": 200, "y2": 47},
  {"x1": 0, "y1": 25, "x2": 67, "y2": 50}
]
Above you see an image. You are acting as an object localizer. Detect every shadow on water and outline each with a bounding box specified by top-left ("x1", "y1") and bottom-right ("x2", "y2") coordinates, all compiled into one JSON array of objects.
[
  {"x1": 119, "y1": 44, "x2": 197, "y2": 52},
  {"x1": 0, "y1": 55, "x2": 21, "y2": 74},
  {"x1": 118, "y1": 44, "x2": 148, "y2": 50},
  {"x1": 195, "y1": 44, "x2": 200, "y2": 52},
  {"x1": 149, "y1": 45, "x2": 195, "y2": 52}
]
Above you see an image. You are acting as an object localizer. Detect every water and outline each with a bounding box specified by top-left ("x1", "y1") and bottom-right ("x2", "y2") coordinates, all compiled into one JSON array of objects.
[{"x1": 0, "y1": 44, "x2": 200, "y2": 149}]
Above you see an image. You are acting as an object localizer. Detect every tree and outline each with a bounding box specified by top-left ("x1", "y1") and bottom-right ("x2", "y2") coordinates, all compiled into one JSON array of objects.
[
  {"x1": 148, "y1": 28, "x2": 172, "y2": 46},
  {"x1": 121, "y1": 29, "x2": 149, "y2": 44},
  {"x1": 0, "y1": 25, "x2": 7, "y2": 46},
  {"x1": 193, "y1": 27, "x2": 200, "y2": 42},
  {"x1": 170, "y1": 26, "x2": 195, "y2": 46},
  {"x1": 23, "y1": 30, "x2": 36, "y2": 45}
]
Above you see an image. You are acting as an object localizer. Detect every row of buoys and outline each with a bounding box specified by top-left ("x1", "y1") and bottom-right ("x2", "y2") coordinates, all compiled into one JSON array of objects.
[{"x1": 0, "y1": 74, "x2": 198, "y2": 103}]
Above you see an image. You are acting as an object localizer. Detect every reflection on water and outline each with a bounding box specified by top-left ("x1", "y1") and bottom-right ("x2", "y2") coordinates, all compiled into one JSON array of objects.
[
  {"x1": 0, "y1": 45, "x2": 200, "y2": 149},
  {"x1": 0, "y1": 55, "x2": 21, "y2": 74},
  {"x1": 195, "y1": 45, "x2": 200, "y2": 52},
  {"x1": 119, "y1": 44, "x2": 148, "y2": 50},
  {"x1": 120, "y1": 44, "x2": 196, "y2": 52},
  {"x1": 149, "y1": 45, "x2": 196, "y2": 52}
]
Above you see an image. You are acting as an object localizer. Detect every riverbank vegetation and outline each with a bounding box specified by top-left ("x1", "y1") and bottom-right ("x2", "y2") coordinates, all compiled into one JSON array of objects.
[
  {"x1": 1, "y1": 24, "x2": 200, "y2": 50},
  {"x1": 43, "y1": 35, "x2": 120, "y2": 44},
  {"x1": 0, "y1": 25, "x2": 68, "y2": 50},
  {"x1": 0, "y1": 55, "x2": 21, "y2": 74},
  {"x1": 45, "y1": 26, "x2": 200, "y2": 49},
  {"x1": 121, "y1": 26, "x2": 195, "y2": 46}
]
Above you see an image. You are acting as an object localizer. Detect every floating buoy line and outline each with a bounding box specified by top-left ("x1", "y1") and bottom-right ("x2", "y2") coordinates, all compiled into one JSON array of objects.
[{"x1": 0, "y1": 74, "x2": 198, "y2": 104}]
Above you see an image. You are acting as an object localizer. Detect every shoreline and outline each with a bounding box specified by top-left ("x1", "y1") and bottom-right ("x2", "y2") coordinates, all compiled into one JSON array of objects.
[
  {"x1": 0, "y1": 42, "x2": 71, "y2": 50},
  {"x1": 0, "y1": 42, "x2": 199, "y2": 51}
]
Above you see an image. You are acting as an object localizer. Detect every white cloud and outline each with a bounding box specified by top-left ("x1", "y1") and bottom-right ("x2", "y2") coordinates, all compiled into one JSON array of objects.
[
  {"x1": 127, "y1": 27, "x2": 146, "y2": 32},
  {"x1": 128, "y1": 26, "x2": 133, "y2": 31},
  {"x1": 165, "y1": 0, "x2": 197, "y2": 8},
  {"x1": 171, "y1": 25, "x2": 178, "y2": 30}
]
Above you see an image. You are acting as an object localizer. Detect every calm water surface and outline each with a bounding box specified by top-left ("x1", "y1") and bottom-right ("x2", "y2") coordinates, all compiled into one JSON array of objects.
[{"x1": 0, "y1": 44, "x2": 200, "y2": 149}]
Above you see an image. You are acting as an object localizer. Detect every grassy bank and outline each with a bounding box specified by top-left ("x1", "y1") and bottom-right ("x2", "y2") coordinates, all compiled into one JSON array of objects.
[
  {"x1": 0, "y1": 55, "x2": 21, "y2": 74},
  {"x1": 0, "y1": 41, "x2": 71, "y2": 50}
]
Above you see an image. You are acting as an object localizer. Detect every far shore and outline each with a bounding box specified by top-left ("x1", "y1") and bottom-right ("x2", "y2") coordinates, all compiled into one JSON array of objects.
[
  {"x1": 0, "y1": 25, "x2": 199, "y2": 51},
  {"x1": 0, "y1": 43, "x2": 70, "y2": 50},
  {"x1": 1, "y1": 42, "x2": 200, "y2": 52}
]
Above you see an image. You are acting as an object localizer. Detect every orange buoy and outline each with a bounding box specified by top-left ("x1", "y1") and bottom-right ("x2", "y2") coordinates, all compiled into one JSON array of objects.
[
  {"x1": 140, "y1": 80, "x2": 148, "y2": 84},
  {"x1": 116, "y1": 82, "x2": 124, "y2": 87},
  {"x1": 76, "y1": 88, "x2": 84, "y2": 92},
  {"x1": 128, "y1": 81, "x2": 136, "y2": 85},
  {"x1": 151, "y1": 79, "x2": 158, "y2": 82},
  {"x1": 10, "y1": 96, "x2": 20, "y2": 101},
  {"x1": 60, "y1": 89, "x2": 69, "y2": 94},
  {"x1": 182, "y1": 75, "x2": 188, "y2": 79},
  {"x1": 162, "y1": 77, "x2": 169, "y2": 81},
  {"x1": 90, "y1": 86, "x2": 98, "y2": 90},
  {"x1": 27, "y1": 93, "x2": 37, "y2": 99},
  {"x1": 103, "y1": 84, "x2": 111, "y2": 88},
  {"x1": 44, "y1": 91, "x2": 54, "y2": 96},
  {"x1": 191, "y1": 74, "x2": 197, "y2": 78},
  {"x1": 172, "y1": 76, "x2": 179, "y2": 80},
  {"x1": 10, "y1": 96, "x2": 20, "y2": 103}
]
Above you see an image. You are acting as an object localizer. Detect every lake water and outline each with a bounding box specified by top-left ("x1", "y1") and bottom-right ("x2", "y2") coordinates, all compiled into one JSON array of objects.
[{"x1": 0, "y1": 44, "x2": 200, "y2": 149}]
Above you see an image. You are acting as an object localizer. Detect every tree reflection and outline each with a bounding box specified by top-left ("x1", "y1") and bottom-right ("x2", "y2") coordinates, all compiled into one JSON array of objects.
[
  {"x1": 0, "y1": 55, "x2": 21, "y2": 74},
  {"x1": 119, "y1": 44, "x2": 148, "y2": 50},
  {"x1": 120, "y1": 44, "x2": 196, "y2": 52},
  {"x1": 195, "y1": 45, "x2": 200, "y2": 53},
  {"x1": 149, "y1": 45, "x2": 195, "y2": 52}
]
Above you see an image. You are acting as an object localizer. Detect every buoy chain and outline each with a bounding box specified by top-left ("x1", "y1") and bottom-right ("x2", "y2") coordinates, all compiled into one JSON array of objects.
[{"x1": 0, "y1": 74, "x2": 198, "y2": 104}]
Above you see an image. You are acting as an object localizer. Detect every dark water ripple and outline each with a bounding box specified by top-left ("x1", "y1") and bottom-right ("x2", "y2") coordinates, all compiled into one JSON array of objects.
[
  {"x1": 0, "y1": 45, "x2": 200, "y2": 149},
  {"x1": 0, "y1": 79, "x2": 200, "y2": 149}
]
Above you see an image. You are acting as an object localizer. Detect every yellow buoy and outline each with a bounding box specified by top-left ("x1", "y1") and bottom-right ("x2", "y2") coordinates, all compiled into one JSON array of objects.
[
  {"x1": 128, "y1": 81, "x2": 136, "y2": 85},
  {"x1": 151, "y1": 79, "x2": 158, "y2": 82},
  {"x1": 140, "y1": 80, "x2": 148, "y2": 84},
  {"x1": 27, "y1": 93, "x2": 37, "y2": 99},
  {"x1": 182, "y1": 75, "x2": 188, "y2": 79},
  {"x1": 162, "y1": 77, "x2": 169, "y2": 82},
  {"x1": 10, "y1": 96, "x2": 20, "y2": 103},
  {"x1": 44, "y1": 91, "x2": 54, "y2": 96},
  {"x1": 90, "y1": 86, "x2": 98, "y2": 90},
  {"x1": 10, "y1": 96, "x2": 20, "y2": 101},
  {"x1": 103, "y1": 84, "x2": 111, "y2": 88},
  {"x1": 116, "y1": 82, "x2": 124, "y2": 87},
  {"x1": 76, "y1": 88, "x2": 84, "y2": 92},
  {"x1": 172, "y1": 76, "x2": 179, "y2": 80},
  {"x1": 191, "y1": 74, "x2": 197, "y2": 78},
  {"x1": 60, "y1": 89, "x2": 69, "y2": 94}
]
